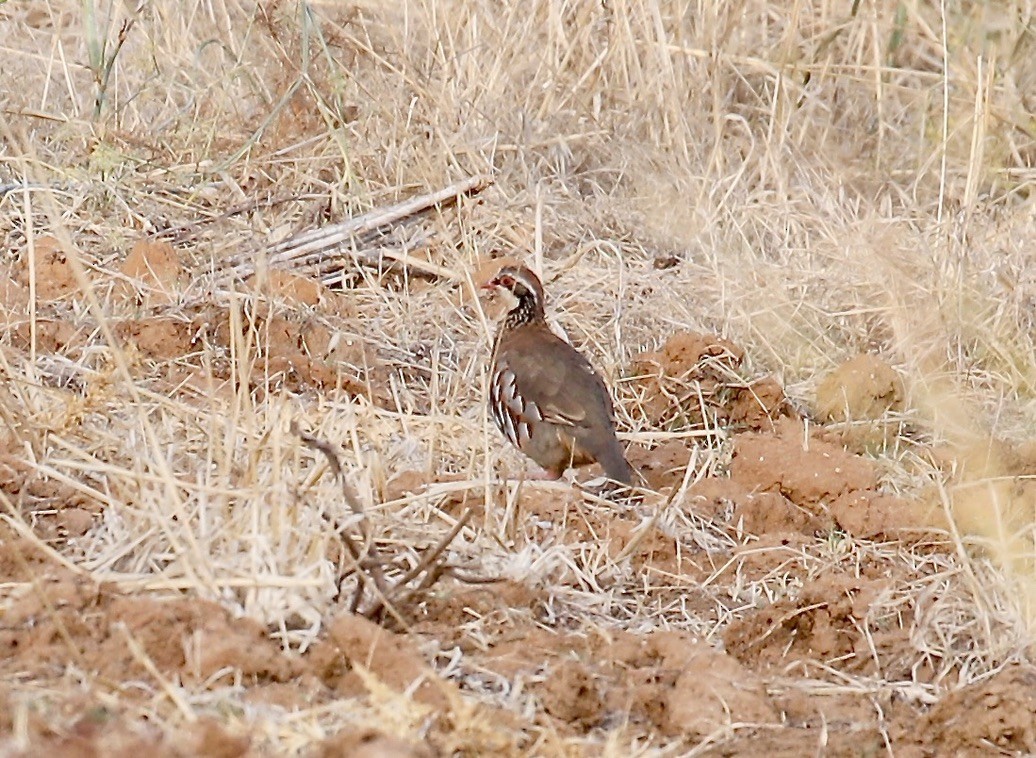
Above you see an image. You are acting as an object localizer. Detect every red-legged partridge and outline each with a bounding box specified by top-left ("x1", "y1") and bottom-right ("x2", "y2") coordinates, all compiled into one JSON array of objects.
[{"x1": 483, "y1": 264, "x2": 635, "y2": 486}]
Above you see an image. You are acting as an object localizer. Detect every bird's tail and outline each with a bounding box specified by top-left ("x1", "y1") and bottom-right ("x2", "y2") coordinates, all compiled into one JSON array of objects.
[{"x1": 596, "y1": 439, "x2": 637, "y2": 487}]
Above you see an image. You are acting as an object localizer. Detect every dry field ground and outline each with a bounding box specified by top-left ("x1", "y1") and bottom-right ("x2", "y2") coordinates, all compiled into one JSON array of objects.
[{"x1": 2, "y1": 1, "x2": 1036, "y2": 755}]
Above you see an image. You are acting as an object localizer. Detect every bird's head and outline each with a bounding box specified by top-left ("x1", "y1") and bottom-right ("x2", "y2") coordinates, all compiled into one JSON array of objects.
[{"x1": 482, "y1": 264, "x2": 545, "y2": 320}]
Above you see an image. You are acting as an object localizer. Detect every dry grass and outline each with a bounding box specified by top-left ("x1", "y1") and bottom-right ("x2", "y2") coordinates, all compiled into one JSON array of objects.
[{"x1": 1, "y1": 0, "x2": 1035, "y2": 753}]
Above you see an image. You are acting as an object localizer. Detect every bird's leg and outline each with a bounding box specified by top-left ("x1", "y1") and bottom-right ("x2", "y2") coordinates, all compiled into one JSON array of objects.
[{"x1": 525, "y1": 466, "x2": 564, "y2": 481}]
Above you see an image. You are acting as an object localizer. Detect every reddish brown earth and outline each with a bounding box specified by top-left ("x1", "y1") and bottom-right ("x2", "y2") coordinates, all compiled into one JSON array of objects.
[{"x1": 1, "y1": 245, "x2": 1034, "y2": 756}]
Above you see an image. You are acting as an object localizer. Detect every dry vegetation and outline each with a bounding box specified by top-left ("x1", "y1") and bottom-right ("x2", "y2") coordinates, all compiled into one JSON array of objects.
[{"x1": 1, "y1": 0, "x2": 1036, "y2": 755}]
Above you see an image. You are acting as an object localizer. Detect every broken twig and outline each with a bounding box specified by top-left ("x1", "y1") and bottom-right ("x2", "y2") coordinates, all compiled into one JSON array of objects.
[{"x1": 225, "y1": 174, "x2": 492, "y2": 282}]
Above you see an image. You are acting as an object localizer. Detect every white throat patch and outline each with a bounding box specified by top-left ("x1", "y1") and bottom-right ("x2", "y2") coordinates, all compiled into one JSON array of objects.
[{"x1": 495, "y1": 286, "x2": 521, "y2": 312}]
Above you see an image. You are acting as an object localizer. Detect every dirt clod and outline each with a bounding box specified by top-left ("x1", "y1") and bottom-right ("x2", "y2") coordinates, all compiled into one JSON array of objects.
[
  {"x1": 538, "y1": 659, "x2": 603, "y2": 728},
  {"x1": 815, "y1": 354, "x2": 905, "y2": 423},
  {"x1": 18, "y1": 236, "x2": 80, "y2": 300},
  {"x1": 116, "y1": 239, "x2": 185, "y2": 305},
  {"x1": 732, "y1": 417, "x2": 876, "y2": 505},
  {"x1": 630, "y1": 331, "x2": 745, "y2": 430},
  {"x1": 310, "y1": 613, "x2": 447, "y2": 710},
  {"x1": 316, "y1": 729, "x2": 435, "y2": 758},
  {"x1": 599, "y1": 630, "x2": 779, "y2": 738},
  {"x1": 902, "y1": 664, "x2": 1036, "y2": 754}
]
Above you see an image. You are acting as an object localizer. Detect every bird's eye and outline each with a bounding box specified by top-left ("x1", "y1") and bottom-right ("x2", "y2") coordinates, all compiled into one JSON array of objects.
[{"x1": 499, "y1": 275, "x2": 515, "y2": 288}]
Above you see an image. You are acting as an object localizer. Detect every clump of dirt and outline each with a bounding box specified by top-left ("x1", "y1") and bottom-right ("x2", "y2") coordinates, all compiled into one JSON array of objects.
[
  {"x1": 0, "y1": 453, "x2": 103, "y2": 544},
  {"x1": 0, "y1": 575, "x2": 300, "y2": 686},
  {"x1": 928, "y1": 436, "x2": 1036, "y2": 487},
  {"x1": 254, "y1": 268, "x2": 328, "y2": 307},
  {"x1": 114, "y1": 239, "x2": 186, "y2": 306},
  {"x1": 16, "y1": 236, "x2": 80, "y2": 301},
  {"x1": 629, "y1": 439, "x2": 698, "y2": 490},
  {"x1": 686, "y1": 475, "x2": 820, "y2": 536},
  {"x1": 24, "y1": 713, "x2": 251, "y2": 758},
  {"x1": 827, "y1": 489, "x2": 937, "y2": 539},
  {"x1": 728, "y1": 416, "x2": 931, "y2": 538},
  {"x1": 630, "y1": 331, "x2": 794, "y2": 433},
  {"x1": 537, "y1": 659, "x2": 604, "y2": 727},
  {"x1": 722, "y1": 571, "x2": 921, "y2": 680},
  {"x1": 308, "y1": 612, "x2": 522, "y2": 755},
  {"x1": 238, "y1": 312, "x2": 341, "y2": 388},
  {"x1": 410, "y1": 581, "x2": 540, "y2": 650},
  {"x1": 1002, "y1": 439, "x2": 1036, "y2": 476},
  {"x1": 731, "y1": 416, "x2": 877, "y2": 505},
  {"x1": 920, "y1": 436, "x2": 1036, "y2": 539},
  {"x1": 316, "y1": 729, "x2": 434, "y2": 758},
  {"x1": 722, "y1": 687, "x2": 895, "y2": 754},
  {"x1": 249, "y1": 266, "x2": 360, "y2": 316},
  {"x1": 451, "y1": 611, "x2": 787, "y2": 744},
  {"x1": 898, "y1": 663, "x2": 1036, "y2": 754},
  {"x1": 728, "y1": 375, "x2": 792, "y2": 430},
  {"x1": 0, "y1": 523, "x2": 59, "y2": 588},
  {"x1": 186, "y1": 300, "x2": 379, "y2": 396},
  {"x1": 55, "y1": 506, "x2": 96, "y2": 537},
  {"x1": 602, "y1": 630, "x2": 778, "y2": 739},
  {"x1": 9, "y1": 315, "x2": 91, "y2": 356},
  {"x1": 815, "y1": 354, "x2": 906, "y2": 451},
  {"x1": 494, "y1": 628, "x2": 778, "y2": 740},
  {"x1": 115, "y1": 316, "x2": 197, "y2": 361},
  {"x1": 815, "y1": 354, "x2": 905, "y2": 422},
  {"x1": 308, "y1": 612, "x2": 447, "y2": 709}
]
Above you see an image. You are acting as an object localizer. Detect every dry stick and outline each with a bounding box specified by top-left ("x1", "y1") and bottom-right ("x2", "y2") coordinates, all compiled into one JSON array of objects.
[
  {"x1": 290, "y1": 424, "x2": 389, "y2": 589},
  {"x1": 293, "y1": 425, "x2": 482, "y2": 624},
  {"x1": 368, "y1": 507, "x2": 483, "y2": 616},
  {"x1": 269, "y1": 232, "x2": 455, "y2": 284},
  {"x1": 266, "y1": 224, "x2": 433, "y2": 267},
  {"x1": 224, "y1": 174, "x2": 492, "y2": 281},
  {"x1": 291, "y1": 424, "x2": 416, "y2": 630},
  {"x1": 153, "y1": 192, "x2": 320, "y2": 243},
  {"x1": 394, "y1": 509, "x2": 474, "y2": 590},
  {"x1": 306, "y1": 238, "x2": 436, "y2": 284}
]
